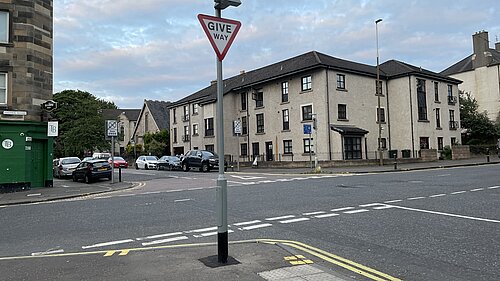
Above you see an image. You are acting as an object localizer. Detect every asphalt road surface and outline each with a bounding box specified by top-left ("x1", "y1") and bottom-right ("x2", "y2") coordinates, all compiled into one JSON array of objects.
[{"x1": 1, "y1": 165, "x2": 499, "y2": 280}]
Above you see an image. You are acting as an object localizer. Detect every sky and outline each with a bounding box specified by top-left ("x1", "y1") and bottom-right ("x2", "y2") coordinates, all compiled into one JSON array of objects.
[{"x1": 53, "y1": 0, "x2": 500, "y2": 109}]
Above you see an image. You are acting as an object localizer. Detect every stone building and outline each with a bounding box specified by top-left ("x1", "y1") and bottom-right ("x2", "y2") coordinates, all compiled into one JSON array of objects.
[
  {"x1": 0, "y1": 0, "x2": 54, "y2": 190},
  {"x1": 169, "y1": 51, "x2": 462, "y2": 163}
]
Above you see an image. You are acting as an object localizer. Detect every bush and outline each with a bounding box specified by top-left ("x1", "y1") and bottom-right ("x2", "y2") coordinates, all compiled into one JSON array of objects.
[
  {"x1": 440, "y1": 146, "x2": 452, "y2": 160},
  {"x1": 469, "y1": 144, "x2": 497, "y2": 155}
]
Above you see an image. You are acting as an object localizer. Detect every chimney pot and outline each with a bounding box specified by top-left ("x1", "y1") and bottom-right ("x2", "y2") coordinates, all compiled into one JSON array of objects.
[
  {"x1": 240, "y1": 70, "x2": 245, "y2": 75},
  {"x1": 210, "y1": 80, "x2": 217, "y2": 85}
]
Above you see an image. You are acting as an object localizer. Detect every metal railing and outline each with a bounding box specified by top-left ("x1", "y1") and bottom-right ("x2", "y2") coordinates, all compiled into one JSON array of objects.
[
  {"x1": 447, "y1": 95, "x2": 457, "y2": 105},
  {"x1": 449, "y1": 121, "x2": 459, "y2": 130}
]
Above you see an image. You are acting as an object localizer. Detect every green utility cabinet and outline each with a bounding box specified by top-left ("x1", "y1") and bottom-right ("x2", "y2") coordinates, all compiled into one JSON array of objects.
[{"x1": 0, "y1": 121, "x2": 53, "y2": 191}]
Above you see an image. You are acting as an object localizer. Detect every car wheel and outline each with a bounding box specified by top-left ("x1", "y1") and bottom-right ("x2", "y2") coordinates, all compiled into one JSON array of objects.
[
  {"x1": 135, "y1": 163, "x2": 139, "y2": 170},
  {"x1": 201, "y1": 162, "x2": 208, "y2": 172},
  {"x1": 84, "y1": 174, "x2": 91, "y2": 184},
  {"x1": 168, "y1": 164, "x2": 173, "y2": 171},
  {"x1": 224, "y1": 166, "x2": 227, "y2": 172},
  {"x1": 182, "y1": 163, "x2": 190, "y2": 172},
  {"x1": 145, "y1": 164, "x2": 149, "y2": 170},
  {"x1": 72, "y1": 174, "x2": 77, "y2": 182}
]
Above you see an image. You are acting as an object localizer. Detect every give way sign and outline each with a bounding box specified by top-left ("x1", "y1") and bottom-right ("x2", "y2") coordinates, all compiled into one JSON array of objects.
[{"x1": 198, "y1": 14, "x2": 241, "y2": 61}]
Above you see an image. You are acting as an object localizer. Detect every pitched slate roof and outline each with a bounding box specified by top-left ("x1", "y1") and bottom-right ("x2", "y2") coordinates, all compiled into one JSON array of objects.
[
  {"x1": 145, "y1": 100, "x2": 171, "y2": 130},
  {"x1": 170, "y1": 51, "x2": 460, "y2": 107},
  {"x1": 441, "y1": 48, "x2": 500, "y2": 76}
]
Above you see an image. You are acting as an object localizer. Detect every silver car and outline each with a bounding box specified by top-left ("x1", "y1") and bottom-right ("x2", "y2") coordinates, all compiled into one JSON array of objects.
[
  {"x1": 134, "y1": 155, "x2": 158, "y2": 170},
  {"x1": 53, "y1": 157, "x2": 81, "y2": 178}
]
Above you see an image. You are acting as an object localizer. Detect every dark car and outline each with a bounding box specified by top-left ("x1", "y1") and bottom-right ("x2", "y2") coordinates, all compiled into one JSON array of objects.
[
  {"x1": 181, "y1": 150, "x2": 227, "y2": 172},
  {"x1": 157, "y1": 155, "x2": 181, "y2": 171},
  {"x1": 72, "y1": 159, "x2": 112, "y2": 183}
]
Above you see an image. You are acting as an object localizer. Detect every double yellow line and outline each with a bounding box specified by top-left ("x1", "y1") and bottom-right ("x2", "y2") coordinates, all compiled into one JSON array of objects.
[{"x1": 257, "y1": 239, "x2": 402, "y2": 281}]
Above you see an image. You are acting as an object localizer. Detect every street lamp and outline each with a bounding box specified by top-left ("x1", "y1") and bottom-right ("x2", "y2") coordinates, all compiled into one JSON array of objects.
[
  {"x1": 375, "y1": 18, "x2": 383, "y2": 166},
  {"x1": 214, "y1": 0, "x2": 241, "y2": 264}
]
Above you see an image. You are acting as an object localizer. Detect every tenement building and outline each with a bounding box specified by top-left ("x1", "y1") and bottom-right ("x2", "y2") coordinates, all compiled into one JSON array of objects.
[
  {"x1": 169, "y1": 51, "x2": 461, "y2": 163},
  {"x1": 0, "y1": 0, "x2": 54, "y2": 190}
]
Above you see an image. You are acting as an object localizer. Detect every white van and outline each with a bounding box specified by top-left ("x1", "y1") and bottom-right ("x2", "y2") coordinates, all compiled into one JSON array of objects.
[{"x1": 92, "y1": 152, "x2": 111, "y2": 160}]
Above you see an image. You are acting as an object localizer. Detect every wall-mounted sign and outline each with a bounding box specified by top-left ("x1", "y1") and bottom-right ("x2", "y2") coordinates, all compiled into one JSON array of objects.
[
  {"x1": 2, "y1": 139, "x2": 13, "y2": 149},
  {"x1": 48, "y1": 121, "x2": 58, "y2": 137},
  {"x1": 41, "y1": 100, "x2": 58, "y2": 111},
  {"x1": 3, "y1": 111, "x2": 27, "y2": 116}
]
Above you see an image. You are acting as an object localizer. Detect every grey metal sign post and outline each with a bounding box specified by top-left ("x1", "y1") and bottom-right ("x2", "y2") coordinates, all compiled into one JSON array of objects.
[{"x1": 106, "y1": 120, "x2": 118, "y2": 183}]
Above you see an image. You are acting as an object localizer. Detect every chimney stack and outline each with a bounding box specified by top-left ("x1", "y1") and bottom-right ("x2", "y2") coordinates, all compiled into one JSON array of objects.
[
  {"x1": 210, "y1": 80, "x2": 217, "y2": 86},
  {"x1": 496, "y1": 42, "x2": 500, "y2": 52},
  {"x1": 472, "y1": 31, "x2": 490, "y2": 68}
]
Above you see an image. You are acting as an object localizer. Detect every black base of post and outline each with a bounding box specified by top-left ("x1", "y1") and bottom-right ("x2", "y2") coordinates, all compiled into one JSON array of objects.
[
  {"x1": 119, "y1": 167, "x2": 122, "y2": 182},
  {"x1": 218, "y1": 231, "x2": 228, "y2": 263}
]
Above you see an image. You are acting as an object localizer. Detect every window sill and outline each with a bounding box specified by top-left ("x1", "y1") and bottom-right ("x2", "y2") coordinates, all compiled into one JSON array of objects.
[
  {"x1": 302, "y1": 153, "x2": 315, "y2": 156},
  {"x1": 336, "y1": 88, "x2": 348, "y2": 92},
  {"x1": 281, "y1": 129, "x2": 291, "y2": 133},
  {"x1": 376, "y1": 121, "x2": 387, "y2": 124},
  {"x1": 240, "y1": 109, "x2": 247, "y2": 113},
  {"x1": 418, "y1": 120, "x2": 430, "y2": 123},
  {"x1": 301, "y1": 119, "x2": 313, "y2": 123},
  {"x1": 254, "y1": 106, "x2": 265, "y2": 110},
  {"x1": 436, "y1": 127, "x2": 442, "y2": 130},
  {"x1": 337, "y1": 118, "x2": 349, "y2": 122},
  {"x1": 375, "y1": 94, "x2": 385, "y2": 97},
  {"x1": 204, "y1": 135, "x2": 215, "y2": 138},
  {"x1": 281, "y1": 101, "x2": 290, "y2": 105},
  {"x1": 434, "y1": 101, "x2": 441, "y2": 104},
  {"x1": 192, "y1": 134, "x2": 199, "y2": 136},
  {"x1": 256, "y1": 132, "x2": 265, "y2": 135},
  {"x1": 192, "y1": 113, "x2": 198, "y2": 116},
  {"x1": 300, "y1": 89, "x2": 313, "y2": 94}
]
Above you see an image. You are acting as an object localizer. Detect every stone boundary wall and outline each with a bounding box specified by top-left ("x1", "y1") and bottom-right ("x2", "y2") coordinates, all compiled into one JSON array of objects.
[{"x1": 452, "y1": 145, "x2": 471, "y2": 160}]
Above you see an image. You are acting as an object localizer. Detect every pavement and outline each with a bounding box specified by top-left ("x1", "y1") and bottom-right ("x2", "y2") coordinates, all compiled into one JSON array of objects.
[{"x1": 1, "y1": 156, "x2": 499, "y2": 281}]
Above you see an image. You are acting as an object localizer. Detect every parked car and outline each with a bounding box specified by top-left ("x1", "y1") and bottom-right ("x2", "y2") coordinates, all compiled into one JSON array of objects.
[
  {"x1": 108, "y1": 156, "x2": 129, "y2": 168},
  {"x1": 157, "y1": 155, "x2": 181, "y2": 171},
  {"x1": 53, "y1": 157, "x2": 81, "y2": 178},
  {"x1": 82, "y1": 157, "x2": 94, "y2": 162},
  {"x1": 181, "y1": 150, "x2": 227, "y2": 172},
  {"x1": 72, "y1": 159, "x2": 112, "y2": 183},
  {"x1": 135, "y1": 155, "x2": 159, "y2": 170},
  {"x1": 92, "y1": 152, "x2": 111, "y2": 160}
]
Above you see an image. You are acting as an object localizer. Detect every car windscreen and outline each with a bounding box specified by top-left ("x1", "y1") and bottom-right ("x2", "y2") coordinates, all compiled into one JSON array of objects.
[
  {"x1": 113, "y1": 157, "x2": 125, "y2": 161},
  {"x1": 202, "y1": 151, "x2": 216, "y2": 158},
  {"x1": 62, "y1": 158, "x2": 80, "y2": 164},
  {"x1": 145, "y1": 156, "x2": 157, "y2": 161}
]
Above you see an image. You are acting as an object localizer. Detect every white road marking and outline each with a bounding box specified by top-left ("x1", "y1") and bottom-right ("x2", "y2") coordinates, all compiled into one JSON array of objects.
[
  {"x1": 279, "y1": 218, "x2": 310, "y2": 224},
  {"x1": 230, "y1": 175, "x2": 265, "y2": 180},
  {"x1": 233, "y1": 220, "x2": 262, "y2": 226},
  {"x1": 136, "y1": 232, "x2": 184, "y2": 241},
  {"x1": 408, "y1": 180, "x2": 423, "y2": 183},
  {"x1": 185, "y1": 226, "x2": 217, "y2": 233},
  {"x1": 388, "y1": 205, "x2": 500, "y2": 223},
  {"x1": 117, "y1": 194, "x2": 136, "y2": 197},
  {"x1": 470, "y1": 188, "x2": 484, "y2": 192},
  {"x1": 451, "y1": 191, "x2": 467, "y2": 195},
  {"x1": 437, "y1": 174, "x2": 451, "y2": 177},
  {"x1": 194, "y1": 230, "x2": 234, "y2": 237},
  {"x1": 302, "y1": 211, "x2": 327, "y2": 216},
  {"x1": 407, "y1": 197, "x2": 425, "y2": 200},
  {"x1": 373, "y1": 205, "x2": 394, "y2": 210},
  {"x1": 307, "y1": 176, "x2": 323, "y2": 179},
  {"x1": 265, "y1": 215, "x2": 295, "y2": 221},
  {"x1": 359, "y1": 203, "x2": 384, "y2": 207},
  {"x1": 174, "y1": 198, "x2": 191, "y2": 202},
  {"x1": 384, "y1": 199, "x2": 403, "y2": 203},
  {"x1": 276, "y1": 179, "x2": 293, "y2": 182},
  {"x1": 292, "y1": 178, "x2": 307, "y2": 180},
  {"x1": 343, "y1": 209, "x2": 369, "y2": 214},
  {"x1": 31, "y1": 249, "x2": 64, "y2": 256},
  {"x1": 429, "y1": 194, "x2": 446, "y2": 198},
  {"x1": 331, "y1": 207, "x2": 354, "y2": 212},
  {"x1": 241, "y1": 223, "x2": 272, "y2": 230},
  {"x1": 141, "y1": 236, "x2": 188, "y2": 246},
  {"x1": 488, "y1": 186, "x2": 500, "y2": 189},
  {"x1": 26, "y1": 193, "x2": 42, "y2": 197},
  {"x1": 314, "y1": 213, "x2": 339, "y2": 218},
  {"x1": 82, "y1": 239, "x2": 134, "y2": 249},
  {"x1": 166, "y1": 189, "x2": 182, "y2": 192},
  {"x1": 257, "y1": 180, "x2": 275, "y2": 184}
]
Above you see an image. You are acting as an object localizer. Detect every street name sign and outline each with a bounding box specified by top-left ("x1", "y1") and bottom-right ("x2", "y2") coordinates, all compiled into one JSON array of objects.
[{"x1": 198, "y1": 14, "x2": 241, "y2": 61}]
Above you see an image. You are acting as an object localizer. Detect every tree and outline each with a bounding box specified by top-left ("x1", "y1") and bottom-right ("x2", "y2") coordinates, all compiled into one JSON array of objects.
[
  {"x1": 52, "y1": 90, "x2": 117, "y2": 158},
  {"x1": 459, "y1": 91, "x2": 498, "y2": 144},
  {"x1": 143, "y1": 130, "x2": 169, "y2": 156}
]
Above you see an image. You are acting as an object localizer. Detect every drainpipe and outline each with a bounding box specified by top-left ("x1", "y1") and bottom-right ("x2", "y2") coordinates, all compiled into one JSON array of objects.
[
  {"x1": 325, "y1": 69, "x2": 332, "y2": 160},
  {"x1": 408, "y1": 76, "x2": 415, "y2": 157},
  {"x1": 385, "y1": 79, "x2": 391, "y2": 151}
]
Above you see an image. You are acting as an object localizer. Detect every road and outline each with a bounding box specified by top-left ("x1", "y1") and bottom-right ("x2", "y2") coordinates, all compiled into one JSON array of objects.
[{"x1": 1, "y1": 165, "x2": 499, "y2": 280}]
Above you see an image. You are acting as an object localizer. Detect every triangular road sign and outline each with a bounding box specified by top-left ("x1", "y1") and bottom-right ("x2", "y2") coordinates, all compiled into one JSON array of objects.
[{"x1": 198, "y1": 14, "x2": 241, "y2": 61}]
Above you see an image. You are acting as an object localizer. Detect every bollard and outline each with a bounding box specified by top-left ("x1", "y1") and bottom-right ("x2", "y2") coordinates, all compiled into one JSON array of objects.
[
  {"x1": 393, "y1": 156, "x2": 398, "y2": 170},
  {"x1": 487, "y1": 148, "x2": 490, "y2": 163},
  {"x1": 119, "y1": 167, "x2": 122, "y2": 182}
]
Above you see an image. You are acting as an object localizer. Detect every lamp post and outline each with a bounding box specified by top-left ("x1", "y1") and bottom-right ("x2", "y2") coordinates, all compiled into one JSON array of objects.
[
  {"x1": 213, "y1": 0, "x2": 241, "y2": 264},
  {"x1": 376, "y1": 18, "x2": 383, "y2": 166}
]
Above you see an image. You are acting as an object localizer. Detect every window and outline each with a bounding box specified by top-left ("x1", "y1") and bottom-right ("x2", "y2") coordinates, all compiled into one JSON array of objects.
[
  {"x1": 377, "y1": 107, "x2": 385, "y2": 123},
  {"x1": 183, "y1": 125, "x2": 189, "y2": 136},
  {"x1": 0, "y1": 11, "x2": 9, "y2": 43},
  {"x1": 0, "y1": 73, "x2": 6, "y2": 104},
  {"x1": 449, "y1": 110, "x2": 458, "y2": 130},
  {"x1": 183, "y1": 105, "x2": 189, "y2": 121},
  {"x1": 205, "y1": 144, "x2": 214, "y2": 152},
  {"x1": 336, "y1": 74, "x2": 346, "y2": 89},
  {"x1": 172, "y1": 108, "x2": 176, "y2": 123},
  {"x1": 173, "y1": 128, "x2": 177, "y2": 143},
  {"x1": 144, "y1": 112, "x2": 149, "y2": 132},
  {"x1": 338, "y1": 104, "x2": 347, "y2": 120},
  {"x1": 447, "y1": 85, "x2": 453, "y2": 98},
  {"x1": 451, "y1": 137, "x2": 457, "y2": 145},
  {"x1": 241, "y1": 92, "x2": 247, "y2": 111},
  {"x1": 375, "y1": 80, "x2": 383, "y2": 96},
  {"x1": 449, "y1": 110, "x2": 455, "y2": 121},
  {"x1": 301, "y1": 75, "x2": 312, "y2": 91},
  {"x1": 447, "y1": 85, "x2": 456, "y2": 104},
  {"x1": 438, "y1": 137, "x2": 444, "y2": 150},
  {"x1": 303, "y1": 138, "x2": 314, "y2": 153},
  {"x1": 254, "y1": 91, "x2": 264, "y2": 108},
  {"x1": 282, "y1": 109, "x2": 289, "y2": 130},
  {"x1": 281, "y1": 82, "x2": 289, "y2": 103},
  {"x1": 240, "y1": 143, "x2": 248, "y2": 156},
  {"x1": 241, "y1": 116, "x2": 248, "y2": 135},
  {"x1": 435, "y1": 108, "x2": 441, "y2": 128},
  {"x1": 417, "y1": 79, "x2": 428, "y2": 121},
  {"x1": 283, "y1": 140, "x2": 293, "y2": 155},
  {"x1": 302, "y1": 105, "x2": 313, "y2": 121},
  {"x1": 256, "y1": 113, "x2": 264, "y2": 133},
  {"x1": 420, "y1": 137, "x2": 429, "y2": 149},
  {"x1": 119, "y1": 125, "x2": 125, "y2": 142},
  {"x1": 252, "y1": 142, "x2": 260, "y2": 157},
  {"x1": 183, "y1": 126, "x2": 190, "y2": 142},
  {"x1": 204, "y1": 118, "x2": 214, "y2": 136},
  {"x1": 192, "y1": 103, "x2": 198, "y2": 114},
  {"x1": 192, "y1": 124, "x2": 199, "y2": 136},
  {"x1": 344, "y1": 137, "x2": 362, "y2": 159},
  {"x1": 434, "y1": 82, "x2": 439, "y2": 102}
]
